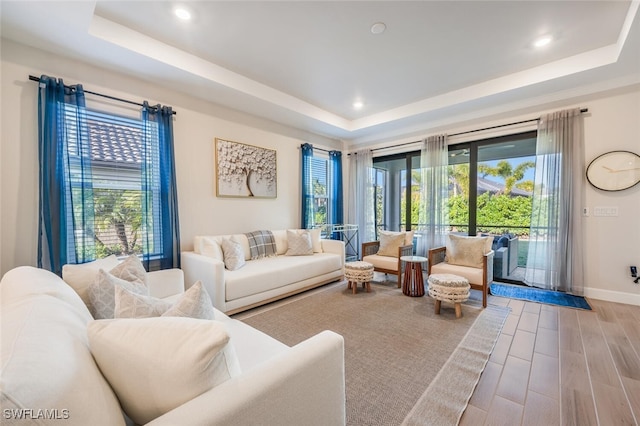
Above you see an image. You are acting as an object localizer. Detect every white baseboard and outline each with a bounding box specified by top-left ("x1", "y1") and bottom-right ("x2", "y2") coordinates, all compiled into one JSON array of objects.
[{"x1": 583, "y1": 287, "x2": 640, "y2": 306}]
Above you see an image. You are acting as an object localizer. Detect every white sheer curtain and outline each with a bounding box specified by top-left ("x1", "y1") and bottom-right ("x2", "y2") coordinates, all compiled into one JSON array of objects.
[
  {"x1": 525, "y1": 108, "x2": 585, "y2": 294},
  {"x1": 347, "y1": 149, "x2": 375, "y2": 249},
  {"x1": 417, "y1": 135, "x2": 449, "y2": 257}
]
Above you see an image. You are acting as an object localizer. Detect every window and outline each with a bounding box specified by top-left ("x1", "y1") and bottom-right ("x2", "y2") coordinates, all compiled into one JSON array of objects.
[
  {"x1": 309, "y1": 156, "x2": 329, "y2": 226},
  {"x1": 63, "y1": 106, "x2": 164, "y2": 260},
  {"x1": 373, "y1": 168, "x2": 386, "y2": 235},
  {"x1": 301, "y1": 146, "x2": 343, "y2": 231},
  {"x1": 373, "y1": 131, "x2": 535, "y2": 282},
  {"x1": 37, "y1": 76, "x2": 179, "y2": 274}
]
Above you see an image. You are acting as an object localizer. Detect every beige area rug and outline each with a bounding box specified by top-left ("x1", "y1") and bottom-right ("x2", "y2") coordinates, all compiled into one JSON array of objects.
[{"x1": 237, "y1": 279, "x2": 509, "y2": 425}]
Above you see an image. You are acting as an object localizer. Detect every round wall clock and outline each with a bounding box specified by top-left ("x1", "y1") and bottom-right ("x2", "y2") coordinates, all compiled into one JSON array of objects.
[{"x1": 586, "y1": 150, "x2": 640, "y2": 191}]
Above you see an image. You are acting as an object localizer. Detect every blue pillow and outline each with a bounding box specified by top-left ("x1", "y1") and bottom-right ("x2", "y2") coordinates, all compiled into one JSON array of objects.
[{"x1": 497, "y1": 236, "x2": 509, "y2": 247}]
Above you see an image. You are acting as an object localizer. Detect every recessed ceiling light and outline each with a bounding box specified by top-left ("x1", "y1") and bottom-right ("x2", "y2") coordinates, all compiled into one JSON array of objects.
[
  {"x1": 371, "y1": 22, "x2": 386, "y2": 35},
  {"x1": 533, "y1": 36, "x2": 552, "y2": 48},
  {"x1": 353, "y1": 101, "x2": 364, "y2": 110},
  {"x1": 174, "y1": 7, "x2": 192, "y2": 21}
]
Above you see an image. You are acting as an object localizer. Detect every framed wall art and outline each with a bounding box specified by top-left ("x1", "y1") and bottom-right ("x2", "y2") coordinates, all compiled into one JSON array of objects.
[{"x1": 215, "y1": 138, "x2": 277, "y2": 198}]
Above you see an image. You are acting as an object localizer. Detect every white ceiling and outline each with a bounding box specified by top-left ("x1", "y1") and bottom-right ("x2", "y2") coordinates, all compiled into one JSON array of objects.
[{"x1": 2, "y1": 1, "x2": 640, "y2": 147}]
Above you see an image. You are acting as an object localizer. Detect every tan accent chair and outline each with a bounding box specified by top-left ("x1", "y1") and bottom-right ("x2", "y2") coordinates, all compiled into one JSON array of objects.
[
  {"x1": 427, "y1": 237, "x2": 494, "y2": 308},
  {"x1": 361, "y1": 231, "x2": 414, "y2": 287}
]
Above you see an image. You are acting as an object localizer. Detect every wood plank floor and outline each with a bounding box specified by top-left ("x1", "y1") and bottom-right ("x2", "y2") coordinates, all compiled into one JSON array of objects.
[{"x1": 460, "y1": 292, "x2": 640, "y2": 426}]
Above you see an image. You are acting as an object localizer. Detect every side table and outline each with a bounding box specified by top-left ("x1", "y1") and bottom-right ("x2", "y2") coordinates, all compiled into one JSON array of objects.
[{"x1": 400, "y1": 256, "x2": 427, "y2": 297}]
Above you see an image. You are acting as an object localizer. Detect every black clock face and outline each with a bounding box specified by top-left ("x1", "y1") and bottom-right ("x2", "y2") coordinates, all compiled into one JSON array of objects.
[{"x1": 586, "y1": 151, "x2": 640, "y2": 191}]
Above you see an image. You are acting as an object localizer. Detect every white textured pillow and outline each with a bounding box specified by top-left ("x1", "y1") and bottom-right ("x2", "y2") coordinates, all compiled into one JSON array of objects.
[
  {"x1": 286, "y1": 230, "x2": 314, "y2": 256},
  {"x1": 377, "y1": 231, "x2": 406, "y2": 257},
  {"x1": 309, "y1": 228, "x2": 323, "y2": 253},
  {"x1": 221, "y1": 238, "x2": 245, "y2": 270},
  {"x1": 114, "y1": 286, "x2": 172, "y2": 318},
  {"x1": 163, "y1": 281, "x2": 215, "y2": 319},
  {"x1": 445, "y1": 234, "x2": 492, "y2": 268},
  {"x1": 115, "y1": 281, "x2": 215, "y2": 320},
  {"x1": 62, "y1": 255, "x2": 120, "y2": 305},
  {"x1": 87, "y1": 317, "x2": 242, "y2": 425},
  {"x1": 404, "y1": 230, "x2": 415, "y2": 246},
  {"x1": 109, "y1": 254, "x2": 147, "y2": 285},
  {"x1": 88, "y1": 269, "x2": 148, "y2": 319},
  {"x1": 200, "y1": 237, "x2": 224, "y2": 262}
]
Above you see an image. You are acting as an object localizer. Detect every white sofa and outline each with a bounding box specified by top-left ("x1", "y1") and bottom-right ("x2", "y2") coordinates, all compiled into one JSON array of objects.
[
  {"x1": 0, "y1": 266, "x2": 346, "y2": 426},
  {"x1": 182, "y1": 230, "x2": 345, "y2": 314}
]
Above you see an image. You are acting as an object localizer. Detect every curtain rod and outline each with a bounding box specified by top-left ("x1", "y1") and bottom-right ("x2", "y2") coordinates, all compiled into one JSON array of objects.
[
  {"x1": 369, "y1": 108, "x2": 588, "y2": 152},
  {"x1": 299, "y1": 144, "x2": 334, "y2": 153},
  {"x1": 28, "y1": 75, "x2": 177, "y2": 115}
]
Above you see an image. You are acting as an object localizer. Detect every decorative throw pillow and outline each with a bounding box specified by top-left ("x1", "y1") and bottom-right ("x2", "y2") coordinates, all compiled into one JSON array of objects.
[
  {"x1": 62, "y1": 255, "x2": 120, "y2": 306},
  {"x1": 114, "y1": 286, "x2": 172, "y2": 318},
  {"x1": 445, "y1": 234, "x2": 492, "y2": 268},
  {"x1": 163, "y1": 281, "x2": 215, "y2": 319},
  {"x1": 109, "y1": 254, "x2": 147, "y2": 286},
  {"x1": 200, "y1": 237, "x2": 224, "y2": 262},
  {"x1": 286, "y1": 230, "x2": 314, "y2": 256},
  {"x1": 221, "y1": 238, "x2": 245, "y2": 271},
  {"x1": 114, "y1": 281, "x2": 215, "y2": 320},
  {"x1": 308, "y1": 228, "x2": 323, "y2": 253},
  {"x1": 88, "y1": 269, "x2": 148, "y2": 319},
  {"x1": 377, "y1": 231, "x2": 407, "y2": 257},
  {"x1": 87, "y1": 317, "x2": 242, "y2": 425}
]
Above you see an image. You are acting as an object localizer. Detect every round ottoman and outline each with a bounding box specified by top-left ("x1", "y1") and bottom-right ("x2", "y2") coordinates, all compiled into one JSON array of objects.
[
  {"x1": 345, "y1": 261, "x2": 374, "y2": 294},
  {"x1": 428, "y1": 273, "x2": 470, "y2": 318}
]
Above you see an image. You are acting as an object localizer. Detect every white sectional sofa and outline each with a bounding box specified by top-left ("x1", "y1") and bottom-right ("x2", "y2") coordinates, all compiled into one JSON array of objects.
[
  {"x1": 0, "y1": 265, "x2": 346, "y2": 426},
  {"x1": 182, "y1": 229, "x2": 345, "y2": 314}
]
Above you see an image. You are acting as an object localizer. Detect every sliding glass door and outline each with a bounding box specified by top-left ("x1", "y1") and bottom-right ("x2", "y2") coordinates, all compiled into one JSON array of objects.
[{"x1": 373, "y1": 131, "x2": 536, "y2": 283}]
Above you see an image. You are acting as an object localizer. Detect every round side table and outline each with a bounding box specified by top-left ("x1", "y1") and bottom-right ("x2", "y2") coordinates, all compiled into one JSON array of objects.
[{"x1": 400, "y1": 256, "x2": 427, "y2": 297}]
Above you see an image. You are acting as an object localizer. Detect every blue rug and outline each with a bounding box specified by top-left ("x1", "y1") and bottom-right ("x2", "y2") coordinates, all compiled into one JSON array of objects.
[{"x1": 490, "y1": 283, "x2": 592, "y2": 310}]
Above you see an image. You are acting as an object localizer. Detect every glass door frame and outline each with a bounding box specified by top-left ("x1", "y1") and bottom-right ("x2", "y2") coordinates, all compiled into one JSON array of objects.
[{"x1": 452, "y1": 130, "x2": 536, "y2": 237}]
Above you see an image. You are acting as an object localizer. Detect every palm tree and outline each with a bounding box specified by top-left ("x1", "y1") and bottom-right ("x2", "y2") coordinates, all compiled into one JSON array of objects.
[
  {"x1": 448, "y1": 164, "x2": 470, "y2": 197},
  {"x1": 93, "y1": 189, "x2": 142, "y2": 255},
  {"x1": 479, "y1": 160, "x2": 534, "y2": 195}
]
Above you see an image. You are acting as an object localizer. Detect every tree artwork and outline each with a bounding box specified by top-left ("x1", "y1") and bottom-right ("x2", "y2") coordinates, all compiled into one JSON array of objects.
[{"x1": 216, "y1": 139, "x2": 277, "y2": 197}]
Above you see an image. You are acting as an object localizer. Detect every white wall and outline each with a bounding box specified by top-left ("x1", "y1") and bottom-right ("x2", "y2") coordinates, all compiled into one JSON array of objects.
[
  {"x1": 581, "y1": 88, "x2": 640, "y2": 304},
  {"x1": 2, "y1": 39, "x2": 639, "y2": 305},
  {"x1": 0, "y1": 40, "x2": 341, "y2": 276}
]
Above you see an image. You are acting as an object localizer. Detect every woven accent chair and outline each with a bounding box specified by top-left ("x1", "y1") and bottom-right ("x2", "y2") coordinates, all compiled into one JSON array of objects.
[
  {"x1": 427, "y1": 235, "x2": 494, "y2": 308},
  {"x1": 361, "y1": 231, "x2": 414, "y2": 287}
]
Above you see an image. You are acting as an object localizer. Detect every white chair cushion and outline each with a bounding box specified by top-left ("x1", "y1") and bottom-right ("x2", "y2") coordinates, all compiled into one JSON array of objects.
[
  {"x1": 430, "y1": 262, "x2": 484, "y2": 285},
  {"x1": 362, "y1": 254, "x2": 399, "y2": 272},
  {"x1": 87, "y1": 317, "x2": 242, "y2": 425}
]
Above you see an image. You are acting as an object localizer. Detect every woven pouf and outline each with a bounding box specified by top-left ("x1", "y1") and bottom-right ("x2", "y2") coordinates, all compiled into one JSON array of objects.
[
  {"x1": 345, "y1": 261, "x2": 374, "y2": 294},
  {"x1": 428, "y1": 273, "x2": 470, "y2": 318}
]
